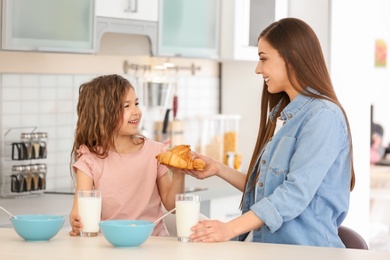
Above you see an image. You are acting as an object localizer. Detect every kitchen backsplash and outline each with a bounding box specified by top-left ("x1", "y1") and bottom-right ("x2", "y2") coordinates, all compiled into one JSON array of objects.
[{"x1": 0, "y1": 73, "x2": 219, "y2": 192}]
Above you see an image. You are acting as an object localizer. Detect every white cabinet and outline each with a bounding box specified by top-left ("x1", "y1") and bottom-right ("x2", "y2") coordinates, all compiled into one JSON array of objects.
[
  {"x1": 1, "y1": 0, "x2": 95, "y2": 53},
  {"x1": 220, "y1": 0, "x2": 288, "y2": 61},
  {"x1": 209, "y1": 194, "x2": 242, "y2": 222},
  {"x1": 96, "y1": 0, "x2": 158, "y2": 22},
  {"x1": 158, "y1": 0, "x2": 220, "y2": 58}
]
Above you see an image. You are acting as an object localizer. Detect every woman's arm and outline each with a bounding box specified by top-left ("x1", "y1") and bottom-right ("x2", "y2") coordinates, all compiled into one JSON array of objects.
[
  {"x1": 188, "y1": 153, "x2": 247, "y2": 192},
  {"x1": 190, "y1": 210, "x2": 264, "y2": 242}
]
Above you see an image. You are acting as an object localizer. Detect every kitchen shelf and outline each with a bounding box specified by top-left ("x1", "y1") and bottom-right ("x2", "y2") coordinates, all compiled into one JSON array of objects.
[{"x1": 1, "y1": 127, "x2": 48, "y2": 198}]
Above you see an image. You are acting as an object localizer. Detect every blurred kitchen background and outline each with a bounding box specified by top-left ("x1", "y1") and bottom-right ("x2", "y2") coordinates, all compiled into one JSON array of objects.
[{"x1": 1, "y1": 0, "x2": 390, "y2": 251}]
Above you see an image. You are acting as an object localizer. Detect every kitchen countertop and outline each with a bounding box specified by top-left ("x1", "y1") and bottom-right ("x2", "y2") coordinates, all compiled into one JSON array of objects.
[
  {"x1": 1, "y1": 228, "x2": 389, "y2": 260},
  {"x1": 0, "y1": 175, "x2": 241, "y2": 228},
  {"x1": 0, "y1": 193, "x2": 74, "y2": 228}
]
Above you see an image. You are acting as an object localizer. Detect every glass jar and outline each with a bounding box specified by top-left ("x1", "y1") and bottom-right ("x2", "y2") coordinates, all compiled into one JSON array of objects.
[
  {"x1": 37, "y1": 132, "x2": 48, "y2": 158},
  {"x1": 23, "y1": 164, "x2": 33, "y2": 192},
  {"x1": 11, "y1": 165, "x2": 25, "y2": 192},
  {"x1": 20, "y1": 133, "x2": 33, "y2": 160},
  {"x1": 29, "y1": 164, "x2": 40, "y2": 190},
  {"x1": 37, "y1": 163, "x2": 47, "y2": 190}
]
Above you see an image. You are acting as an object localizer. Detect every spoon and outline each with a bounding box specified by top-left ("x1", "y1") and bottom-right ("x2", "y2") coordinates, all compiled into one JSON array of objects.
[
  {"x1": 153, "y1": 208, "x2": 176, "y2": 224},
  {"x1": 0, "y1": 206, "x2": 15, "y2": 218}
]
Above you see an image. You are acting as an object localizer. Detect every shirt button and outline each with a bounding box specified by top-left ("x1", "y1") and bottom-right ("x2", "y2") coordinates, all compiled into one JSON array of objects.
[
  {"x1": 259, "y1": 182, "x2": 263, "y2": 187},
  {"x1": 288, "y1": 114, "x2": 293, "y2": 119},
  {"x1": 261, "y1": 160, "x2": 266, "y2": 164}
]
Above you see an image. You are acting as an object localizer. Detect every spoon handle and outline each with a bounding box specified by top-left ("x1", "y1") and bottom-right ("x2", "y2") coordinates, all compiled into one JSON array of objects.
[
  {"x1": 153, "y1": 208, "x2": 176, "y2": 224},
  {"x1": 0, "y1": 206, "x2": 15, "y2": 218}
]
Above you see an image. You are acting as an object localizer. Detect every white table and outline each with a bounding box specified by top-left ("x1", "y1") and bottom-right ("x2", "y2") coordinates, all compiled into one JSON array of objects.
[{"x1": 1, "y1": 228, "x2": 389, "y2": 260}]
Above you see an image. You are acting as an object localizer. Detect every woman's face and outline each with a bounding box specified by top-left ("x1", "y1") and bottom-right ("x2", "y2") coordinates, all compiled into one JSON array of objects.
[
  {"x1": 117, "y1": 87, "x2": 142, "y2": 136},
  {"x1": 255, "y1": 38, "x2": 298, "y2": 100}
]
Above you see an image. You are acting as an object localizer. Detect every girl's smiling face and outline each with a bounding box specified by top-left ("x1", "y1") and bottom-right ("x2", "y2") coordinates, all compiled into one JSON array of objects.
[
  {"x1": 255, "y1": 38, "x2": 298, "y2": 100},
  {"x1": 117, "y1": 87, "x2": 142, "y2": 136}
]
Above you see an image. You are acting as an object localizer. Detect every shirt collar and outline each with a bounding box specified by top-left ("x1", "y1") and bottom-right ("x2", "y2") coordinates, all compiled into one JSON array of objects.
[{"x1": 278, "y1": 87, "x2": 319, "y2": 122}]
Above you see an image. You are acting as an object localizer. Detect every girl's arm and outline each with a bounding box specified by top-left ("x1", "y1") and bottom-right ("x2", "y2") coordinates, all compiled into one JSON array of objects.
[
  {"x1": 157, "y1": 168, "x2": 185, "y2": 211},
  {"x1": 69, "y1": 170, "x2": 94, "y2": 236}
]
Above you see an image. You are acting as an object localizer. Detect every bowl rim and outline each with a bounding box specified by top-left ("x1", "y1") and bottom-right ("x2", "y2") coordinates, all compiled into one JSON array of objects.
[
  {"x1": 11, "y1": 214, "x2": 65, "y2": 221},
  {"x1": 99, "y1": 219, "x2": 154, "y2": 227}
]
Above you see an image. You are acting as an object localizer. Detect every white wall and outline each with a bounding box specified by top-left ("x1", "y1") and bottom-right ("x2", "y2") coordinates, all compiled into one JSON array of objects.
[
  {"x1": 330, "y1": 0, "x2": 372, "y2": 240},
  {"x1": 288, "y1": 0, "x2": 331, "y2": 67}
]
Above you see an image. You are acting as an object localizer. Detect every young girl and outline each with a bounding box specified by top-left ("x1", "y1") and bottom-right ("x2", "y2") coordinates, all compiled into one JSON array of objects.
[
  {"x1": 183, "y1": 18, "x2": 355, "y2": 248},
  {"x1": 69, "y1": 74, "x2": 184, "y2": 236}
]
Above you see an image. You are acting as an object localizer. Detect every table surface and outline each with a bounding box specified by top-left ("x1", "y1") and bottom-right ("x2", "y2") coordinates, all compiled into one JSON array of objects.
[{"x1": 1, "y1": 228, "x2": 389, "y2": 260}]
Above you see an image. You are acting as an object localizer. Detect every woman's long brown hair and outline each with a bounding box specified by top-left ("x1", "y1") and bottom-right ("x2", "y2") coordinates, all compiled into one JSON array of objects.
[{"x1": 243, "y1": 18, "x2": 355, "y2": 206}]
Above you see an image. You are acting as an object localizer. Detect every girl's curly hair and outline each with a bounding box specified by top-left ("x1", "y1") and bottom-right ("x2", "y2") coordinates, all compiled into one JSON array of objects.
[{"x1": 70, "y1": 74, "x2": 135, "y2": 170}]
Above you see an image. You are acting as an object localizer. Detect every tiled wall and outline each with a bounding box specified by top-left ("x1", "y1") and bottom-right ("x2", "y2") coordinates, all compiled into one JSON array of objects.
[{"x1": 0, "y1": 73, "x2": 219, "y2": 192}]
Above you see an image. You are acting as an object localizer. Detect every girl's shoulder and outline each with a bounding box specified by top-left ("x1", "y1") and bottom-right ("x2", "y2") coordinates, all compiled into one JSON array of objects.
[
  {"x1": 143, "y1": 138, "x2": 170, "y2": 153},
  {"x1": 76, "y1": 144, "x2": 105, "y2": 160},
  {"x1": 76, "y1": 144, "x2": 92, "y2": 158}
]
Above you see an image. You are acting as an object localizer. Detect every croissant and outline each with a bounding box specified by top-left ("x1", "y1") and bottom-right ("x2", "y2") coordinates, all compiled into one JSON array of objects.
[{"x1": 156, "y1": 145, "x2": 206, "y2": 171}]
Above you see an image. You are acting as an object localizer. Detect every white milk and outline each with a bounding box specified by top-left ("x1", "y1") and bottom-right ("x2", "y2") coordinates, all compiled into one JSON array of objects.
[
  {"x1": 175, "y1": 200, "x2": 200, "y2": 238},
  {"x1": 78, "y1": 196, "x2": 102, "y2": 233}
]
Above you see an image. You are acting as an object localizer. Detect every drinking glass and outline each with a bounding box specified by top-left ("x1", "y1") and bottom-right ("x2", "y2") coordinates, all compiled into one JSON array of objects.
[
  {"x1": 175, "y1": 193, "x2": 200, "y2": 242},
  {"x1": 78, "y1": 190, "x2": 102, "y2": 237}
]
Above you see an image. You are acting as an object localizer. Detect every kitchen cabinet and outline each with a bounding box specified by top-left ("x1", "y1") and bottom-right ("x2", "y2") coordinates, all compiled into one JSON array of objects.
[
  {"x1": 1, "y1": 0, "x2": 95, "y2": 53},
  {"x1": 220, "y1": 0, "x2": 288, "y2": 61},
  {"x1": 209, "y1": 194, "x2": 242, "y2": 222},
  {"x1": 95, "y1": 0, "x2": 159, "y2": 22},
  {"x1": 158, "y1": 0, "x2": 220, "y2": 58}
]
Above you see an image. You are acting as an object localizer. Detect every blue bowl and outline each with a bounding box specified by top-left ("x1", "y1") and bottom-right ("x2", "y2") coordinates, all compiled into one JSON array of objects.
[
  {"x1": 11, "y1": 214, "x2": 65, "y2": 241},
  {"x1": 99, "y1": 220, "x2": 154, "y2": 247}
]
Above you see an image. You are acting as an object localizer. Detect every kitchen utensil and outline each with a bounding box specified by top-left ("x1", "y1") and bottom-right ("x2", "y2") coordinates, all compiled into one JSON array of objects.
[
  {"x1": 146, "y1": 82, "x2": 172, "y2": 108},
  {"x1": 99, "y1": 220, "x2": 154, "y2": 247},
  {"x1": 10, "y1": 214, "x2": 65, "y2": 241},
  {"x1": 153, "y1": 208, "x2": 176, "y2": 224},
  {"x1": 0, "y1": 206, "x2": 15, "y2": 218},
  {"x1": 162, "y1": 109, "x2": 171, "y2": 140},
  {"x1": 173, "y1": 95, "x2": 178, "y2": 120}
]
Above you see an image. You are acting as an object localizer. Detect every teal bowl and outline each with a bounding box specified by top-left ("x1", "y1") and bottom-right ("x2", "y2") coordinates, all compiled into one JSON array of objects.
[
  {"x1": 99, "y1": 220, "x2": 154, "y2": 247},
  {"x1": 11, "y1": 214, "x2": 65, "y2": 241}
]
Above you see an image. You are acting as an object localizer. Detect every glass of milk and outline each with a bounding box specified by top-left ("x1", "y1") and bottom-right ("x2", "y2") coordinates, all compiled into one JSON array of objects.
[
  {"x1": 175, "y1": 193, "x2": 200, "y2": 242},
  {"x1": 78, "y1": 190, "x2": 102, "y2": 237}
]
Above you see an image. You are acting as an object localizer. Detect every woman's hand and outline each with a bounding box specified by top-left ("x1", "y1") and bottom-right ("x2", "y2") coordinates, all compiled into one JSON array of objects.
[
  {"x1": 190, "y1": 219, "x2": 235, "y2": 242},
  {"x1": 190, "y1": 211, "x2": 264, "y2": 243},
  {"x1": 186, "y1": 153, "x2": 221, "y2": 180},
  {"x1": 69, "y1": 210, "x2": 82, "y2": 236}
]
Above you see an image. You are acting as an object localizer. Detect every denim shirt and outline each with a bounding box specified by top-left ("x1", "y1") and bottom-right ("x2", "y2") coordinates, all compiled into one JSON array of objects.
[{"x1": 239, "y1": 93, "x2": 351, "y2": 248}]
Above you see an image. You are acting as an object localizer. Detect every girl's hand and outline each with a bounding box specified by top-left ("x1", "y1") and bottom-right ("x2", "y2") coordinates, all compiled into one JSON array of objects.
[
  {"x1": 190, "y1": 219, "x2": 234, "y2": 242},
  {"x1": 69, "y1": 211, "x2": 82, "y2": 236}
]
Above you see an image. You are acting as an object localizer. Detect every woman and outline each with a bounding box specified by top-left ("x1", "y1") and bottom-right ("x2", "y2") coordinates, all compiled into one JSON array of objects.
[{"x1": 185, "y1": 18, "x2": 355, "y2": 247}]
